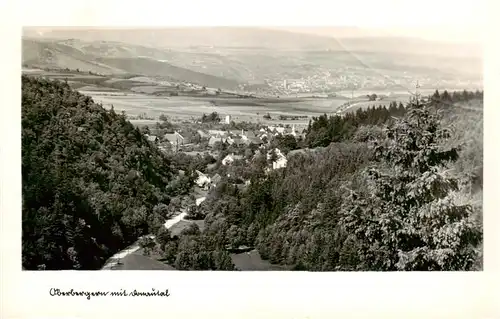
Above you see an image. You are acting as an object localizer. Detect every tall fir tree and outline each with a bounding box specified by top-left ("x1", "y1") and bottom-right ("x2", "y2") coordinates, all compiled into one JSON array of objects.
[{"x1": 339, "y1": 98, "x2": 482, "y2": 270}]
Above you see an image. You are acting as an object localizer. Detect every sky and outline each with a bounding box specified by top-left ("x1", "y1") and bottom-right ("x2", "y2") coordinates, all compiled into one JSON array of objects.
[
  {"x1": 13, "y1": 0, "x2": 486, "y2": 44},
  {"x1": 272, "y1": 26, "x2": 483, "y2": 43}
]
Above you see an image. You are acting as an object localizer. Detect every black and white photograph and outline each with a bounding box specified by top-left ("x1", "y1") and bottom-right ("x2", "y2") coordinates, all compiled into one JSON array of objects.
[
  {"x1": 4, "y1": 0, "x2": 500, "y2": 317},
  {"x1": 19, "y1": 24, "x2": 484, "y2": 272}
]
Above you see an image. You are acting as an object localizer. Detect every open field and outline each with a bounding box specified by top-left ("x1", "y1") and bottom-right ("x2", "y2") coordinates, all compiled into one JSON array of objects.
[{"x1": 82, "y1": 91, "x2": 350, "y2": 123}]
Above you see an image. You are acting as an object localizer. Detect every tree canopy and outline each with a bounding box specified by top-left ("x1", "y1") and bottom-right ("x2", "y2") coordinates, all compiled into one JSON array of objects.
[{"x1": 22, "y1": 76, "x2": 177, "y2": 270}]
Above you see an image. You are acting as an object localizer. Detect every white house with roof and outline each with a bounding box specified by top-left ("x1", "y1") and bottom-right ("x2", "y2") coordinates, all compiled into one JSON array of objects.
[
  {"x1": 267, "y1": 148, "x2": 287, "y2": 170},
  {"x1": 195, "y1": 170, "x2": 211, "y2": 189},
  {"x1": 259, "y1": 132, "x2": 269, "y2": 141},
  {"x1": 222, "y1": 154, "x2": 235, "y2": 166},
  {"x1": 275, "y1": 127, "x2": 286, "y2": 134},
  {"x1": 163, "y1": 131, "x2": 185, "y2": 149},
  {"x1": 222, "y1": 153, "x2": 244, "y2": 166},
  {"x1": 196, "y1": 197, "x2": 206, "y2": 206}
]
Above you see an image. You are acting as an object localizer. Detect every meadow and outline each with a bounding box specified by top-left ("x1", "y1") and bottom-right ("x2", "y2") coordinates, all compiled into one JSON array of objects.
[{"x1": 81, "y1": 91, "x2": 350, "y2": 124}]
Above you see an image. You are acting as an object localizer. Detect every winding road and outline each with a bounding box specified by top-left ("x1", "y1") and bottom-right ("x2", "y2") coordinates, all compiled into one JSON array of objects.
[{"x1": 101, "y1": 209, "x2": 188, "y2": 270}]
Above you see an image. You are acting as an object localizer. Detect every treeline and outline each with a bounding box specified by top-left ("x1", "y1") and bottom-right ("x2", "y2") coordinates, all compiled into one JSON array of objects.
[
  {"x1": 305, "y1": 102, "x2": 406, "y2": 148},
  {"x1": 278, "y1": 115, "x2": 308, "y2": 120},
  {"x1": 166, "y1": 98, "x2": 482, "y2": 271},
  {"x1": 430, "y1": 89, "x2": 483, "y2": 106},
  {"x1": 201, "y1": 112, "x2": 221, "y2": 123},
  {"x1": 21, "y1": 76, "x2": 183, "y2": 270},
  {"x1": 149, "y1": 225, "x2": 235, "y2": 270}
]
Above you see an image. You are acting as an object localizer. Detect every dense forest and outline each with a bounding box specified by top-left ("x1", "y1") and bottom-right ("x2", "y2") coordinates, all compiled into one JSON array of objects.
[
  {"x1": 164, "y1": 91, "x2": 483, "y2": 271},
  {"x1": 21, "y1": 76, "x2": 187, "y2": 270}
]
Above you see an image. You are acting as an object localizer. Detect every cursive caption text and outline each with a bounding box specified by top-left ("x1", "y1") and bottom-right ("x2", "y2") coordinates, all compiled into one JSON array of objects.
[{"x1": 49, "y1": 288, "x2": 170, "y2": 300}]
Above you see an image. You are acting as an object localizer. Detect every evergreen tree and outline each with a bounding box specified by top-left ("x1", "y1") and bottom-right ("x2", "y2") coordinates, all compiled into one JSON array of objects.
[
  {"x1": 339, "y1": 100, "x2": 482, "y2": 270},
  {"x1": 441, "y1": 90, "x2": 451, "y2": 102},
  {"x1": 432, "y1": 89, "x2": 441, "y2": 102}
]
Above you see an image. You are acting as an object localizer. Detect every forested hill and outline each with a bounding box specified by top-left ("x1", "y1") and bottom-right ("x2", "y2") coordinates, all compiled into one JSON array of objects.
[{"x1": 22, "y1": 76, "x2": 177, "y2": 270}]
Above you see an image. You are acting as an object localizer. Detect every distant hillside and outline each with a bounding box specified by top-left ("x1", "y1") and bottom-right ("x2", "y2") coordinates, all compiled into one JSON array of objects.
[
  {"x1": 22, "y1": 39, "x2": 126, "y2": 74},
  {"x1": 22, "y1": 38, "x2": 242, "y2": 89},
  {"x1": 97, "y1": 57, "x2": 240, "y2": 89}
]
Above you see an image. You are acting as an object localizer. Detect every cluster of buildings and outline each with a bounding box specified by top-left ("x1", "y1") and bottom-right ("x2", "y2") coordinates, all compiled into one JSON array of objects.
[
  {"x1": 194, "y1": 147, "x2": 289, "y2": 191},
  {"x1": 145, "y1": 124, "x2": 305, "y2": 186},
  {"x1": 146, "y1": 124, "x2": 303, "y2": 152}
]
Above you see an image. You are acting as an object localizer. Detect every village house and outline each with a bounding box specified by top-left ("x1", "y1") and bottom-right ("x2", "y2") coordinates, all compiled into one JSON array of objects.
[
  {"x1": 222, "y1": 153, "x2": 244, "y2": 166},
  {"x1": 275, "y1": 127, "x2": 286, "y2": 134},
  {"x1": 230, "y1": 130, "x2": 260, "y2": 146},
  {"x1": 241, "y1": 130, "x2": 257, "y2": 139},
  {"x1": 259, "y1": 132, "x2": 269, "y2": 141},
  {"x1": 208, "y1": 135, "x2": 235, "y2": 148},
  {"x1": 163, "y1": 131, "x2": 186, "y2": 150},
  {"x1": 145, "y1": 134, "x2": 159, "y2": 144},
  {"x1": 231, "y1": 136, "x2": 246, "y2": 147},
  {"x1": 197, "y1": 129, "x2": 210, "y2": 139},
  {"x1": 194, "y1": 170, "x2": 211, "y2": 189},
  {"x1": 222, "y1": 153, "x2": 236, "y2": 166},
  {"x1": 263, "y1": 125, "x2": 289, "y2": 136},
  {"x1": 267, "y1": 148, "x2": 288, "y2": 170},
  {"x1": 196, "y1": 197, "x2": 206, "y2": 206}
]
